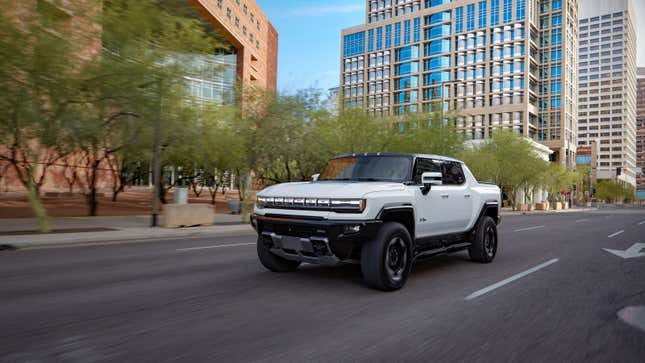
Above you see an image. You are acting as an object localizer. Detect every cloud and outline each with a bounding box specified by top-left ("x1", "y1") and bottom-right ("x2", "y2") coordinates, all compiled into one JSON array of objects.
[{"x1": 289, "y1": 4, "x2": 363, "y2": 17}]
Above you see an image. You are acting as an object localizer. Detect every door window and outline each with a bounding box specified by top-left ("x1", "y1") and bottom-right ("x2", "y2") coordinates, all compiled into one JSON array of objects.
[
  {"x1": 413, "y1": 158, "x2": 441, "y2": 184},
  {"x1": 441, "y1": 162, "x2": 466, "y2": 185}
]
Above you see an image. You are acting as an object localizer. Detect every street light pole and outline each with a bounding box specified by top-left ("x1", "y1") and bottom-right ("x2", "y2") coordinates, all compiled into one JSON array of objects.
[{"x1": 151, "y1": 79, "x2": 162, "y2": 227}]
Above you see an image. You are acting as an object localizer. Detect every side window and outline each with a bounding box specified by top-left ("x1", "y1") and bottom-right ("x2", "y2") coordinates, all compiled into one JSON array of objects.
[
  {"x1": 413, "y1": 158, "x2": 440, "y2": 184},
  {"x1": 441, "y1": 162, "x2": 466, "y2": 185}
]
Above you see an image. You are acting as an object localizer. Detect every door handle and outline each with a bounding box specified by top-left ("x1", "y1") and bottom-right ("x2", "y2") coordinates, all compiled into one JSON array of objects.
[
  {"x1": 464, "y1": 194, "x2": 472, "y2": 198},
  {"x1": 441, "y1": 194, "x2": 449, "y2": 199}
]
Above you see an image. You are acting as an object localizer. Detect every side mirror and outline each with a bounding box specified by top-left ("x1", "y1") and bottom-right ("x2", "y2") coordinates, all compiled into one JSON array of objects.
[
  {"x1": 312, "y1": 173, "x2": 320, "y2": 182},
  {"x1": 421, "y1": 172, "x2": 442, "y2": 195}
]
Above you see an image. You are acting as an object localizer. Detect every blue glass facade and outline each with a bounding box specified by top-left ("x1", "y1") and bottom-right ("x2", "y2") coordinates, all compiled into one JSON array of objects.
[
  {"x1": 343, "y1": 32, "x2": 365, "y2": 57},
  {"x1": 426, "y1": 0, "x2": 451, "y2": 7},
  {"x1": 385, "y1": 25, "x2": 392, "y2": 48},
  {"x1": 516, "y1": 0, "x2": 525, "y2": 21},
  {"x1": 376, "y1": 27, "x2": 383, "y2": 50},
  {"x1": 503, "y1": 0, "x2": 512, "y2": 23},
  {"x1": 394, "y1": 22, "x2": 401, "y2": 46},
  {"x1": 455, "y1": 7, "x2": 463, "y2": 33},
  {"x1": 413, "y1": 18, "x2": 421, "y2": 42},
  {"x1": 490, "y1": 0, "x2": 499, "y2": 26},
  {"x1": 478, "y1": 1, "x2": 486, "y2": 28},
  {"x1": 404, "y1": 20, "x2": 411, "y2": 44},
  {"x1": 467, "y1": 4, "x2": 475, "y2": 32},
  {"x1": 429, "y1": 11, "x2": 451, "y2": 25},
  {"x1": 367, "y1": 29, "x2": 374, "y2": 52}
]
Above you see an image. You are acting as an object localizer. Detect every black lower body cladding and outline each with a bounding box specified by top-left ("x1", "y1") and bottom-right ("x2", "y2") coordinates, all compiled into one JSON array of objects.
[{"x1": 251, "y1": 214, "x2": 382, "y2": 262}]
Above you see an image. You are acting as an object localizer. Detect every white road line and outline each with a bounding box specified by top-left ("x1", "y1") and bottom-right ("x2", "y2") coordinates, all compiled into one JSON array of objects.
[
  {"x1": 638, "y1": 220, "x2": 645, "y2": 226},
  {"x1": 607, "y1": 230, "x2": 624, "y2": 239},
  {"x1": 465, "y1": 258, "x2": 559, "y2": 300},
  {"x1": 575, "y1": 219, "x2": 589, "y2": 223},
  {"x1": 176, "y1": 242, "x2": 255, "y2": 252},
  {"x1": 514, "y1": 225, "x2": 545, "y2": 232}
]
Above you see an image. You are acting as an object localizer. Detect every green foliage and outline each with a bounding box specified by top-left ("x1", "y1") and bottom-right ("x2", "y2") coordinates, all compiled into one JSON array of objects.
[
  {"x1": 460, "y1": 131, "x2": 549, "y2": 207},
  {"x1": 595, "y1": 180, "x2": 635, "y2": 203}
]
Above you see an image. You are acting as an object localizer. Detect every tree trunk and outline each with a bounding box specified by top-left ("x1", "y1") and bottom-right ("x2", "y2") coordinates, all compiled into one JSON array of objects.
[
  {"x1": 27, "y1": 171, "x2": 50, "y2": 233},
  {"x1": 87, "y1": 160, "x2": 101, "y2": 216}
]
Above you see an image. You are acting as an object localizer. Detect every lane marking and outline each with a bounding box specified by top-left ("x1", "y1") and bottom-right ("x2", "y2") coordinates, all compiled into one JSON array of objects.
[
  {"x1": 176, "y1": 242, "x2": 255, "y2": 252},
  {"x1": 514, "y1": 225, "x2": 545, "y2": 232},
  {"x1": 607, "y1": 230, "x2": 624, "y2": 239},
  {"x1": 465, "y1": 258, "x2": 559, "y2": 300},
  {"x1": 638, "y1": 220, "x2": 645, "y2": 226},
  {"x1": 575, "y1": 219, "x2": 589, "y2": 223}
]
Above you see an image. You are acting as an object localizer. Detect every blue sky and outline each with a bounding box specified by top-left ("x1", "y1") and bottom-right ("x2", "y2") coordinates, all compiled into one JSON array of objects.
[
  {"x1": 258, "y1": 0, "x2": 645, "y2": 94},
  {"x1": 256, "y1": 0, "x2": 365, "y2": 93}
]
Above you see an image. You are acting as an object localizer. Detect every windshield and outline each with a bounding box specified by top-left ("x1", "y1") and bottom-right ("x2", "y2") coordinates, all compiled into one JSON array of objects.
[{"x1": 319, "y1": 156, "x2": 412, "y2": 182}]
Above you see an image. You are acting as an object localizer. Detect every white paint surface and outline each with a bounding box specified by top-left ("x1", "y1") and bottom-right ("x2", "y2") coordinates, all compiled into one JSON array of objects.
[{"x1": 465, "y1": 259, "x2": 559, "y2": 300}]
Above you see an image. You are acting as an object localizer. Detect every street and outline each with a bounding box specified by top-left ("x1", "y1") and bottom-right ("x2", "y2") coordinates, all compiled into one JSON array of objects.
[{"x1": 1, "y1": 209, "x2": 644, "y2": 362}]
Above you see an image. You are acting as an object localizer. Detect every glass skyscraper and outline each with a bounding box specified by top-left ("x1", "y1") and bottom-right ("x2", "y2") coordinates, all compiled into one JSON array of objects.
[{"x1": 341, "y1": 0, "x2": 579, "y2": 164}]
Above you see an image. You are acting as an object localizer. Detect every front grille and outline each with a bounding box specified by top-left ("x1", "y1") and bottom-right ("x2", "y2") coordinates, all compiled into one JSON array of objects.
[{"x1": 272, "y1": 223, "x2": 324, "y2": 238}]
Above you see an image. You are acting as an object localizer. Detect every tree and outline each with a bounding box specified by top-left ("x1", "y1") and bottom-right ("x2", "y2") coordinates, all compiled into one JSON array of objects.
[
  {"x1": 461, "y1": 131, "x2": 549, "y2": 209},
  {"x1": 67, "y1": 0, "x2": 224, "y2": 215},
  {"x1": 389, "y1": 111, "x2": 463, "y2": 156},
  {"x1": 595, "y1": 180, "x2": 635, "y2": 203},
  {"x1": 0, "y1": 2, "x2": 89, "y2": 231}
]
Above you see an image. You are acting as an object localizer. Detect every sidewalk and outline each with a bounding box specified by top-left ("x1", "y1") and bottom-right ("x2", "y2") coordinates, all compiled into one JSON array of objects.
[
  {"x1": 500, "y1": 207, "x2": 597, "y2": 216},
  {"x1": 0, "y1": 214, "x2": 254, "y2": 249}
]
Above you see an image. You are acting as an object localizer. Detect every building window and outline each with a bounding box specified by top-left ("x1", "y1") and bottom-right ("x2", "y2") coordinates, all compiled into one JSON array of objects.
[
  {"x1": 490, "y1": 0, "x2": 499, "y2": 26},
  {"x1": 413, "y1": 18, "x2": 421, "y2": 43},
  {"x1": 377, "y1": 27, "x2": 383, "y2": 50},
  {"x1": 217, "y1": 0, "x2": 222, "y2": 9},
  {"x1": 235, "y1": 17, "x2": 239, "y2": 27},
  {"x1": 553, "y1": 0, "x2": 562, "y2": 10},
  {"x1": 404, "y1": 20, "x2": 411, "y2": 44},
  {"x1": 503, "y1": 0, "x2": 512, "y2": 23},
  {"x1": 516, "y1": 0, "x2": 526, "y2": 21},
  {"x1": 455, "y1": 7, "x2": 463, "y2": 33},
  {"x1": 395, "y1": 22, "x2": 401, "y2": 46},
  {"x1": 552, "y1": 14, "x2": 562, "y2": 27},
  {"x1": 478, "y1": 1, "x2": 487, "y2": 28},
  {"x1": 368, "y1": 29, "x2": 374, "y2": 52},
  {"x1": 226, "y1": 7, "x2": 231, "y2": 19},
  {"x1": 343, "y1": 32, "x2": 365, "y2": 57},
  {"x1": 467, "y1": 4, "x2": 475, "y2": 32},
  {"x1": 385, "y1": 25, "x2": 392, "y2": 48}
]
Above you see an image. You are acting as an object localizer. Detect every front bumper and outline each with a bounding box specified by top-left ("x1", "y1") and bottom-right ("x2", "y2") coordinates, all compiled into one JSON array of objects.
[{"x1": 251, "y1": 214, "x2": 382, "y2": 265}]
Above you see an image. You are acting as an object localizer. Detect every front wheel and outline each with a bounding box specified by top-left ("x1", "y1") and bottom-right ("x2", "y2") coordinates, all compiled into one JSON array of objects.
[
  {"x1": 468, "y1": 216, "x2": 498, "y2": 263},
  {"x1": 257, "y1": 235, "x2": 301, "y2": 272},
  {"x1": 361, "y1": 222, "x2": 413, "y2": 291}
]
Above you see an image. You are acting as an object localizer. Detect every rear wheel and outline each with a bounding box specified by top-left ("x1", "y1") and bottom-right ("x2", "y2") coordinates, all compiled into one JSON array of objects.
[
  {"x1": 361, "y1": 222, "x2": 412, "y2": 291},
  {"x1": 257, "y1": 235, "x2": 301, "y2": 272},
  {"x1": 468, "y1": 216, "x2": 497, "y2": 263}
]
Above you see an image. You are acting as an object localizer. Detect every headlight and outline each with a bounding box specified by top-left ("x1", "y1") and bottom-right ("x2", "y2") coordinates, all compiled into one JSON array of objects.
[{"x1": 330, "y1": 199, "x2": 366, "y2": 213}]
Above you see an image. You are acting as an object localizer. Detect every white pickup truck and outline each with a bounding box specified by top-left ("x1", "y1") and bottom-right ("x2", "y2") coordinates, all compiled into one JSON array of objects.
[{"x1": 251, "y1": 153, "x2": 501, "y2": 291}]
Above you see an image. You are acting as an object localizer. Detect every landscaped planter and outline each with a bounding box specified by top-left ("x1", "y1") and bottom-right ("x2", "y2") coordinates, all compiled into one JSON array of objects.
[
  {"x1": 228, "y1": 200, "x2": 241, "y2": 214},
  {"x1": 563, "y1": 202, "x2": 569, "y2": 210},
  {"x1": 527, "y1": 204, "x2": 535, "y2": 211},
  {"x1": 554, "y1": 202, "x2": 562, "y2": 210},
  {"x1": 535, "y1": 202, "x2": 548, "y2": 211}
]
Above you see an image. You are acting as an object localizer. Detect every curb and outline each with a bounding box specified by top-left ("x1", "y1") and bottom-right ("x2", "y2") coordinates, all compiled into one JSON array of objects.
[{"x1": 0, "y1": 225, "x2": 256, "y2": 250}]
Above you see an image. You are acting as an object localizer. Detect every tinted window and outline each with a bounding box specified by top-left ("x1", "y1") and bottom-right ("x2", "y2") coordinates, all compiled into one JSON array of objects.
[
  {"x1": 319, "y1": 156, "x2": 412, "y2": 182},
  {"x1": 413, "y1": 158, "x2": 441, "y2": 184},
  {"x1": 442, "y1": 162, "x2": 466, "y2": 185}
]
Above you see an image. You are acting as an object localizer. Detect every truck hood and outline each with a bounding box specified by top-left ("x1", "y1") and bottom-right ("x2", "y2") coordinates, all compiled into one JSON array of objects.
[{"x1": 259, "y1": 181, "x2": 405, "y2": 199}]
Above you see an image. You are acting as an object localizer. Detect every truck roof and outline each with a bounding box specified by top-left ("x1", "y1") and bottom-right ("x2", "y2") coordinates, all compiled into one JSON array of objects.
[{"x1": 333, "y1": 152, "x2": 463, "y2": 164}]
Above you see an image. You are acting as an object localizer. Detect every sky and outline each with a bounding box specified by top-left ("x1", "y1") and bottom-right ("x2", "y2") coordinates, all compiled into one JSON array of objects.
[{"x1": 257, "y1": 0, "x2": 645, "y2": 94}]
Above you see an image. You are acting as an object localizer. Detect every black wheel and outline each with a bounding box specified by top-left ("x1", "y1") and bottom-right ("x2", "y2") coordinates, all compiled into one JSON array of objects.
[
  {"x1": 361, "y1": 222, "x2": 413, "y2": 291},
  {"x1": 468, "y1": 216, "x2": 497, "y2": 263},
  {"x1": 257, "y1": 235, "x2": 301, "y2": 272}
]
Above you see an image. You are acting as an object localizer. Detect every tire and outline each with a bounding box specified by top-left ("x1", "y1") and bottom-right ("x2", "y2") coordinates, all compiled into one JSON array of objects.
[
  {"x1": 468, "y1": 216, "x2": 498, "y2": 263},
  {"x1": 257, "y1": 235, "x2": 301, "y2": 272},
  {"x1": 361, "y1": 222, "x2": 413, "y2": 291}
]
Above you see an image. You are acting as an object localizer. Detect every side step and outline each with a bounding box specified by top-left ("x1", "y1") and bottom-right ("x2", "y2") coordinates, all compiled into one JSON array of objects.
[{"x1": 413, "y1": 242, "x2": 471, "y2": 262}]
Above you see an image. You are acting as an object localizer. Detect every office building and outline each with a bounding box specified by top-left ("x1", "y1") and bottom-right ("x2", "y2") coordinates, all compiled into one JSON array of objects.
[
  {"x1": 637, "y1": 67, "x2": 645, "y2": 197},
  {"x1": 340, "y1": 0, "x2": 579, "y2": 164},
  {"x1": 577, "y1": 0, "x2": 637, "y2": 186}
]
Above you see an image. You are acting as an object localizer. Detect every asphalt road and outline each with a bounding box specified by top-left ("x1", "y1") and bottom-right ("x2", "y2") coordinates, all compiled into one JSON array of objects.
[{"x1": 1, "y1": 209, "x2": 644, "y2": 362}]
